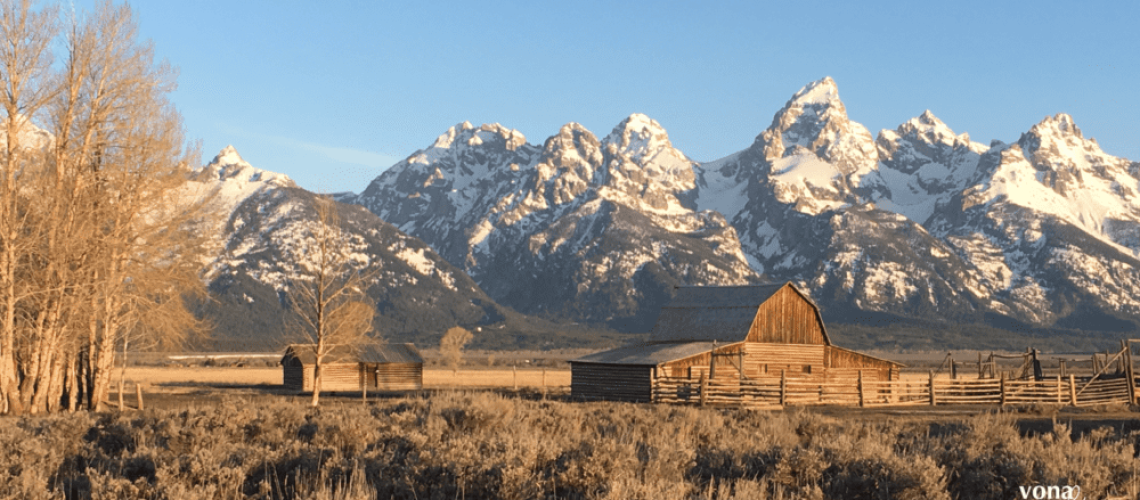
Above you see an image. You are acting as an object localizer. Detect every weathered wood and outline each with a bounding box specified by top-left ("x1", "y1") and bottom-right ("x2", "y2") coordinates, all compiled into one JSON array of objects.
[
  {"x1": 746, "y1": 285, "x2": 827, "y2": 345},
  {"x1": 858, "y1": 371, "x2": 865, "y2": 408},
  {"x1": 135, "y1": 384, "x2": 144, "y2": 411},
  {"x1": 284, "y1": 359, "x2": 422, "y2": 392},
  {"x1": 699, "y1": 373, "x2": 708, "y2": 407},
  {"x1": 929, "y1": 370, "x2": 936, "y2": 406},
  {"x1": 780, "y1": 369, "x2": 787, "y2": 406},
  {"x1": 1056, "y1": 375, "x2": 1062, "y2": 403},
  {"x1": 999, "y1": 374, "x2": 1006, "y2": 406},
  {"x1": 1124, "y1": 340, "x2": 1136, "y2": 404},
  {"x1": 1069, "y1": 374, "x2": 1077, "y2": 406}
]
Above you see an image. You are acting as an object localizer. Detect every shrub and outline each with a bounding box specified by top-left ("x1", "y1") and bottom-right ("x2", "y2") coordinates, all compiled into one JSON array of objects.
[{"x1": 1, "y1": 394, "x2": 1138, "y2": 499}]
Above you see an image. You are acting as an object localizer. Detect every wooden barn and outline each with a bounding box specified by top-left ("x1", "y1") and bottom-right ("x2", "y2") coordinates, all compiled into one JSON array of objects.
[
  {"x1": 570, "y1": 282, "x2": 902, "y2": 402},
  {"x1": 281, "y1": 343, "x2": 423, "y2": 392}
]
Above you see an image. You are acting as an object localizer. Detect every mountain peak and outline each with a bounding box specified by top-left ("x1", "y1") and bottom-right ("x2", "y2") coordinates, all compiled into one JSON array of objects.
[
  {"x1": 199, "y1": 145, "x2": 293, "y2": 188},
  {"x1": 429, "y1": 122, "x2": 527, "y2": 151},
  {"x1": 602, "y1": 113, "x2": 674, "y2": 161},
  {"x1": 917, "y1": 110, "x2": 941, "y2": 125},
  {"x1": 211, "y1": 145, "x2": 246, "y2": 167},
  {"x1": 894, "y1": 110, "x2": 966, "y2": 147},
  {"x1": 764, "y1": 77, "x2": 853, "y2": 150},
  {"x1": 789, "y1": 76, "x2": 840, "y2": 107},
  {"x1": 1029, "y1": 113, "x2": 1082, "y2": 139}
]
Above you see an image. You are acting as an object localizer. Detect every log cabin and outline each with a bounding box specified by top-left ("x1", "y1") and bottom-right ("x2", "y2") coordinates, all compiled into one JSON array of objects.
[
  {"x1": 281, "y1": 343, "x2": 423, "y2": 392},
  {"x1": 570, "y1": 282, "x2": 902, "y2": 402}
]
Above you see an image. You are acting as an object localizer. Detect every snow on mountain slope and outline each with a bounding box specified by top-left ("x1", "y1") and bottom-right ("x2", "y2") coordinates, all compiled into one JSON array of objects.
[
  {"x1": 750, "y1": 76, "x2": 881, "y2": 215},
  {"x1": 348, "y1": 77, "x2": 1140, "y2": 334},
  {"x1": 925, "y1": 114, "x2": 1140, "y2": 326},
  {"x1": 187, "y1": 146, "x2": 560, "y2": 348},
  {"x1": 873, "y1": 111, "x2": 988, "y2": 224},
  {"x1": 690, "y1": 78, "x2": 1140, "y2": 330},
  {"x1": 353, "y1": 115, "x2": 758, "y2": 330},
  {"x1": 969, "y1": 114, "x2": 1140, "y2": 256}
]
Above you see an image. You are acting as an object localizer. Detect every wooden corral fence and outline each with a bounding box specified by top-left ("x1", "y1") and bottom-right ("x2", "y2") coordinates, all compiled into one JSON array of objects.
[
  {"x1": 653, "y1": 372, "x2": 1136, "y2": 409},
  {"x1": 652, "y1": 339, "x2": 1140, "y2": 409}
]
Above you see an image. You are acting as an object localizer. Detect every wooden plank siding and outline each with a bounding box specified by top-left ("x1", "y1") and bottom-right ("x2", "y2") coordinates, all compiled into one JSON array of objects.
[
  {"x1": 571, "y1": 364, "x2": 653, "y2": 402},
  {"x1": 570, "y1": 283, "x2": 904, "y2": 404},
  {"x1": 310, "y1": 363, "x2": 362, "y2": 391},
  {"x1": 746, "y1": 286, "x2": 827, "y2": 345},
  {"x1": 366, "y1": 363, "x2": 423, "y2": 391},
  {"x1": 285, "y1": 363, "x2": 423, "y2": 392},
  {"x1": 825, "y1": 345, "x2": 895, "y2": 370},
  {"x1": 659, "y1": 343, "x2": 894, "y2": 383}
]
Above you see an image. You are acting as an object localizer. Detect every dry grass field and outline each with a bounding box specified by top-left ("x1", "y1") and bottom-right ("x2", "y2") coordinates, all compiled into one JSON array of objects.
[
  {"x1": 121, "y1": 366, "x2": 572, "y2": 390},
  {"x1": 7, "y1": 358, "x2": 1139, "y2": 499},
  {"x1": 424, "y1": 368, "x2": 570, "y2": 388},
  {"x1": 4, "y1": 391, "x2": 1139, "y2": 500}
]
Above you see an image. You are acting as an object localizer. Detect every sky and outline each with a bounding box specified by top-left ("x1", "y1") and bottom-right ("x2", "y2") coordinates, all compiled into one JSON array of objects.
[{"x1": 95, "y1": 0, "x2": 1140, "y2": 194}]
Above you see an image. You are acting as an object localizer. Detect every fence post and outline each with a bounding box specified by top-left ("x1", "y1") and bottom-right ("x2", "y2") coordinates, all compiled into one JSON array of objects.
[
  {"x1": 135, "y1": 384, "x2": 144, "y2": 411},
  {"x1": 780, "y1": 369, "x2": 787, "y2": 407},
  {"x1": 928, "y1": 370, "x2": 936, "y2": 406},
  {"x1": 1122, "y1": 340, "x2": 1136, "y2": 405},
  {"x1": 978, "y1": 352, "x2": 983, "y2": 378},
  {"x1": 1056, "y1": 375, "x2": 1062, "y2": 404},
  {"x1": 999, "y1": 373, "x2": 1006, "y2": 406},
  {"x1": 699, "y1": 373, "x2": 708, "y2": 408},
  {"x1": 858, "y1": 370, "x2": 865, "y2": 408},
  {"x1": 1068, "y1": 374, "x2": 1077, "y2": 406}
]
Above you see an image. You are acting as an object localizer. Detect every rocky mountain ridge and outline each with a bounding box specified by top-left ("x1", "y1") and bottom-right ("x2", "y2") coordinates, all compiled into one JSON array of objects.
[
  {"x1": 187, "y1": 147, "x2": 618, "y2": 350},
  {"x1": 351, "y1": 77, "x2": 1140, "y2": 336}
]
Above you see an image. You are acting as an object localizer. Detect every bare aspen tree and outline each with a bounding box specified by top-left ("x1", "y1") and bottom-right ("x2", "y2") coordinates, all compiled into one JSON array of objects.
[
  {"x1": 0, "y1": 0, "x2": 208, "y2": 414},
  {"x1": 286, "y1": 196, "x2": 376, "y2": 407},
  {"x1": 0, "y1": 0, "x2": 57, "y2": 415},
  {"x1": 440, "y1": 326, "x2": 473, "y2": 375}
]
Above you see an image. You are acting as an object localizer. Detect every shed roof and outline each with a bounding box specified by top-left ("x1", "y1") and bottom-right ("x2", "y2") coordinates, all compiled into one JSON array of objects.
[
  {"x1": 282, "y1": 343, "x2": 423, "y2": 365},
  {"x1": 571, "y1": 341, "x2": 724, "y2": 366},
  {"x1": 648, "y1": 283, "x2": 818, "y2": 343}
]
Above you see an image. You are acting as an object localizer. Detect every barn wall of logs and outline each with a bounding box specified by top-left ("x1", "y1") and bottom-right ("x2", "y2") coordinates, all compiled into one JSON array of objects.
[
  {"x1": 284, "y1": 362, "x2": 424, "y2": 392},
  {"x1": 659, "y1": 343, "x2": 895, "y2": 383}
]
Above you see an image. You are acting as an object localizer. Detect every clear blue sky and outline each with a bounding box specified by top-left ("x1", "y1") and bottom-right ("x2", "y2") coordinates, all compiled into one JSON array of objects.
[{"x1": 112, "y1": 0, "x2": 1138, "y2": 193}]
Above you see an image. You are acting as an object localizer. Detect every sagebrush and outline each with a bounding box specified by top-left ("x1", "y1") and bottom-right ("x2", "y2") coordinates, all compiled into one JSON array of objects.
[{"x1": 1, "y1": 393, "x2": 1137, "y2": 499}]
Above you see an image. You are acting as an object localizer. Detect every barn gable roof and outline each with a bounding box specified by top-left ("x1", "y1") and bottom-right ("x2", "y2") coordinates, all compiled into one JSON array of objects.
[
  {"x1": 571, "y1": 341, "x2": 723, "y2": 366},
  {"x1": 647, "y1": 282, "x2": 829, "y2": 344},
  {"x1": 282, "y1": 343, "x2": 422, "y2": 365}
]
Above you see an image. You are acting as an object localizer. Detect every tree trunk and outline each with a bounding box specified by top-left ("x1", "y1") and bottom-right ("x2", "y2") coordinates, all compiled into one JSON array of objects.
[
  {"x1": 66, "y1": 352, "x2": 79, "y2": 412},
  {"x1": 310, "y1": 364, "x2": 321, "y2": 407}
]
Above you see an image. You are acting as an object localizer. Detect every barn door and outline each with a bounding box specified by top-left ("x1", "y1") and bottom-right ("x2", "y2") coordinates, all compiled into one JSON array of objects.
[{"x1": 710, "y1": 350, "x2": 747, "y2": 382}]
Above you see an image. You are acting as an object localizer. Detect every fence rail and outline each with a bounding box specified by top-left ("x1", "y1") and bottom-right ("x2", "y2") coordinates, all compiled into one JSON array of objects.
[{"x1": 652, "y1": 374, "x2": 1135, "y2": 409}]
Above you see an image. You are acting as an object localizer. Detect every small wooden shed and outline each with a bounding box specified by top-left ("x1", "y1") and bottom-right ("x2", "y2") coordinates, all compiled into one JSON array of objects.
[
  {"x1": 281, "y1": 343, "x2": 423, "y2": 392},
  {"x1": 570, "y1": 282, "x2": 902, "y2": 402}
]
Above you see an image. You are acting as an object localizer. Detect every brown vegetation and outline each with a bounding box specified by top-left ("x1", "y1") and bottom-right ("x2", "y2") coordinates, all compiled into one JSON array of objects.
[
  {"x1": 439, "y1": 326, "x2": 473, "y2": 374},
  {"x1": 285, "y1": 196, "x2": 378, "y2": 407},
  {"x1": 0, "y1": 0, "x2": 207, "y2": 415},
  {"x1": 1, "y1": 392, "x2": 1137, "y2": 499}
]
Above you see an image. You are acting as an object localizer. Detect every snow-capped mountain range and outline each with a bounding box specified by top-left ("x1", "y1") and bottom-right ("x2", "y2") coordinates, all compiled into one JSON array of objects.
[
  {"x1": 349, "y1": 77, "x2": 1140, "y2": 334},
  {"x1": 187, "y1": 147, "x2": 598, "y2": 349}
]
